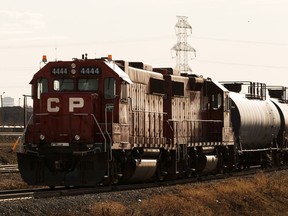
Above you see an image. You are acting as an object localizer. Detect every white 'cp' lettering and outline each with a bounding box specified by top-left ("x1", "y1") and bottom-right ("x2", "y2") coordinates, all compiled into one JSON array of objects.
[
  {"x1": 47, "y1": 97, "x2": 84, "y2": 112},
  {"x1": 69, "y1": 98, "x2": 84, "y2": 112}
]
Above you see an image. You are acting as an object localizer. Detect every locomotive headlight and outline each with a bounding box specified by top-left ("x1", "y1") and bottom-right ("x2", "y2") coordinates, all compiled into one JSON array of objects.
[
  {"x1": 71, "y1": 69, "x2": 76, "y2": 74},
  {"x1": 71, "y1": 63, "x2": 76, "y2": 68},
  {"x1": 74, "y1": 134, "x2": 80, "y2": 141},
  {"x1": 40, "y1": 134, "x2": 45, "y2": 140}
]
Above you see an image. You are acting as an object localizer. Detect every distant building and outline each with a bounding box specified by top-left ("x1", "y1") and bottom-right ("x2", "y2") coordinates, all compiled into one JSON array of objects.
[
  {"x1": 2, "y1": 97, "x2": 14, "y2": 107},
  {"x1": 0, "y1": 106, "x2": 33, "y2": 126}
]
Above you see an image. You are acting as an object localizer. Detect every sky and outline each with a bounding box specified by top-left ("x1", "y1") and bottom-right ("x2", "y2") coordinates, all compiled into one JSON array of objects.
[{"x1": 1, "y1": 0, "x2": 288, "y2": 106}]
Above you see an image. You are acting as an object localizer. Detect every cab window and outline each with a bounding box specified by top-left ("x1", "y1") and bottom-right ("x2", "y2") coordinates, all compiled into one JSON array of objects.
[
  {"x1": 212, "y1": 93, "x2": 222, "y2": 109},
  {"x1": 54, "y1": 79, "x2": 74, "y2": 91},
  {"x1": 78, "y1": 79, "x2": 98, "y2": 91},
  {"x1": 120, "y1": 82, "x2": 128, "y2": 101},
  {"x1": 104, "y1": 77, "x2": 116, "y2": 99},
  {"x1": 36, "y1": 78, "x2": 48, "y2": 99}
]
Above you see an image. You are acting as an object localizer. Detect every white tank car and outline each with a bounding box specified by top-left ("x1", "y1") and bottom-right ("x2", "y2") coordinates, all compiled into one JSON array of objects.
[
  {"x1": 229, "y1": 92, "x2": 281, "y2": 149},
  {"x1": 270, "y1": 98, "x2": 288, "y2": 144}
]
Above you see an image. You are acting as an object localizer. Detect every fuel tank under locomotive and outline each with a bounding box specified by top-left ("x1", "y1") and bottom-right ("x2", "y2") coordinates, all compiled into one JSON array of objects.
[
  {"x1": 17, "y1": 151, "x2": 108, "y2": 186},
  {"x1": 230, "y1": 92, "x2": 281, "y2": 150}
]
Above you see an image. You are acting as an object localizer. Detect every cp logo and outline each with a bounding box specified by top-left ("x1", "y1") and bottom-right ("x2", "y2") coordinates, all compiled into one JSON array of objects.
[{"x1": 47, "y1": 97, "x2": 84, "y2": 112}]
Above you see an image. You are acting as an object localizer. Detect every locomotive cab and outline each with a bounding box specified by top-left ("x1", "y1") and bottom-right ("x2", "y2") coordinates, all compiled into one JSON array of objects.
[{"x1": 17, "y1": 57, "x2": 132, "y2": 186}]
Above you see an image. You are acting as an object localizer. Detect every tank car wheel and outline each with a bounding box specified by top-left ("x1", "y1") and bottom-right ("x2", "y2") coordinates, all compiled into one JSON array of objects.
[
  {"x1": 236, "y1": 163, "x2": 244, "y2": 171},
  {"x1": 216, "y1": 154, "x2": 225, "y2": 174},
  {"x1": 156, "y1": 169, "x2": 166, "y2": 182},
  {"x1": 185, "y1": 171, "x2": 192, "y2": 178}
]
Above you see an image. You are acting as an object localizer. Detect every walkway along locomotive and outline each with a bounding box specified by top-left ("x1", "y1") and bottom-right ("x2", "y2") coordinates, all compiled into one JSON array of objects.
[{"x1": 17, "y1": 55, "x2": 288, "y2": 187}]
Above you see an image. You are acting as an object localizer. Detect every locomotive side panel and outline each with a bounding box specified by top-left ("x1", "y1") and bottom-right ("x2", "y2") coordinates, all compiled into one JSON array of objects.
[
  {"x1": 112, "y1": 101, "x2": 130, "y2": 148},
  {"x1": 170, "y1": 91, "x2": 202, "y2": 146},
  {"x1": 126, "y1": 67, "x2": 165, "y2": 148},
  {"x1": 162, "y1": 74, "x2": 204, "y2": 148}
]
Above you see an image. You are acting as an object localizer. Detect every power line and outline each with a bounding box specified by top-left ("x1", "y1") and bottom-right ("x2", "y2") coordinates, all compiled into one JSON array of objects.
[
  {"x1": 0, "y1": 35, "x2": 174, "y2": 49},
  {"x1": 0, "y1": 34, "x2": 287, "y2": 50},
  {"x1": 192, "y1": 36, "x2": 288, "y2": 46},
  {"x1": 196, "y1": 59, "x2": 288, "y2": 69}
]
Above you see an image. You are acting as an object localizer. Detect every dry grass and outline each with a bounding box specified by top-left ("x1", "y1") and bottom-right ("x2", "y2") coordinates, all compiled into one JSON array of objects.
[
  {"x1": 89, "y1": 171, "x2": 288, "y2": 216},
  {"x1": 0, "y1": 146, "x2": 28, "y2": 190},
  {"x1": 0, "y1": 146, "x2": 17, "y2": 164},
  {"x1": 90, "y1": 201, "x2": 132, "y2": 216},
  {"x1": 0, "y1": 173, "x2": 29, "y2": 190}
]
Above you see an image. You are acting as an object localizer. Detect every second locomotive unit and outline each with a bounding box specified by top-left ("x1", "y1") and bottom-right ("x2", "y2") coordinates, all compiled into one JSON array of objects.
[{"x1": 17, "y1": 55, "x2": 288, "y2": 187}]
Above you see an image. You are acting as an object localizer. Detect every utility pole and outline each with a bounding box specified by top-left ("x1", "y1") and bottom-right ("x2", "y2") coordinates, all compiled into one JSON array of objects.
[
  {"x1": 171, "y1": 16, "x2": 196, "y2": 74},
  {"x1": 22, "y1": 94, "x2": 31, "y2": 128},
  {"x1": 0, "y1": 92, "x2": 5, "y2": 108}
]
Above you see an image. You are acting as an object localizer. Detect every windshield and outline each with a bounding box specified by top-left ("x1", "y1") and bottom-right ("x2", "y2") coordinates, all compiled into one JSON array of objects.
[
  {"x1": 78, "y1": 79, "x2": 98, "y2": 91},
  {"x1": 53, "y1": 79, "x2": 74, "y2": 91}
]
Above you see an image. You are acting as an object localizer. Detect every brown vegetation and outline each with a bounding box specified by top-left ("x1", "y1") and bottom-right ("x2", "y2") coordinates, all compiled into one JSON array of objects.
[
  {"x1": 90, "y1": 201, "x2": 133, "y2": 216},
  {"x1": 0, "y1": 173, "x2": 28, "y2": 190},
  {"x1": 89, "y1": 172, "x2": 288, "y2": 216},
  {"x1": 0, "y1": 145, "x2": 29, "y2": 190},
  {"x1": 0, "y1": 145, "x2": 17, "y2": 164}
]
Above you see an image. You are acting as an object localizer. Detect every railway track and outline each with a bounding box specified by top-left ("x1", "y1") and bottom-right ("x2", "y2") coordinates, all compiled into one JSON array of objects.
[
  {"x1": 0, "y1": 132, "x2": 22, "y2": 136},
  {"x1": 0, "y1": 188, "x2": 36, "y2": 201},
  {"x1": 0, "y1": 166, "x2": 287, "y2": 202},
  {"x1": 0, "y1": 164, "x2": 19, "y2": 173}
]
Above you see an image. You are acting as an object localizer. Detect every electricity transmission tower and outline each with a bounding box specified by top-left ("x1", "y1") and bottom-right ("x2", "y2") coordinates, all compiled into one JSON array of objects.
[{"x1": 171, "y1": 16, "x2": 196, "y2": 73}]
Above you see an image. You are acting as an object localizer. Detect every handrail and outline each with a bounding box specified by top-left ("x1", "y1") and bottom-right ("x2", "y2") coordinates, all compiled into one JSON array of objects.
[
  {"x1": 167, "y1": 118, "x2": 223, "y2": 145},
  {"x1": 105, "y1": 106, "x2": 113, "y2": 161},
  {"x1": 131, "y1": 109, "x2": 167, "y2": 115},
  {"x1": 167, "y1": 119, "x2": 223, "y2": 123},
  {"x1": 90, "y1": 114, "x2": 107, "y2": 152},
  {"x1": 18, "y1": 114, "x2": 34, "y2": 152}
]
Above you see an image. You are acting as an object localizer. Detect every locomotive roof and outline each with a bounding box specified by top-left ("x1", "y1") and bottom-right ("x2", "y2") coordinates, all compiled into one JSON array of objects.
[
  {"x1": 127, "y1": 66, "x2": 164, "y2": 84},
  {"x1": 104, "y1": 60, "x2": 132, "y2": 84},
  {"x1": 30, "y1": 59, "x2": 133, "y2": 84},
  {"x1": 212, "y1": 80, "x2": 229, "y2": 92}
]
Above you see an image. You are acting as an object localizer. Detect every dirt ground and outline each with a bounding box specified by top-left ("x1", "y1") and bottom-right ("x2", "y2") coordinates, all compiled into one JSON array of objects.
[{"x1": 0, "y1": 144, "x2": 17, "y2": 164}]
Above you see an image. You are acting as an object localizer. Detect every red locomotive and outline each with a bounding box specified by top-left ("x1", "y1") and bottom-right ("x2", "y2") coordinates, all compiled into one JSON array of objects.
[{"x1": 17, "y1": 55, "x2": 288, "y2": 187}]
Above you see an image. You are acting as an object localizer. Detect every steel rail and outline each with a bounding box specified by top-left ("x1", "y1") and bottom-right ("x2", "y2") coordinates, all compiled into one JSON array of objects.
[
  {"x1": 0, "y1": 166, "x2": 287, "y2": 201},
  {"x1": 0, "y1": 164, "x2": 19, "y2": 173}
]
